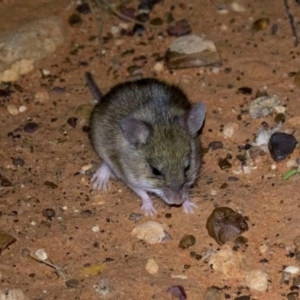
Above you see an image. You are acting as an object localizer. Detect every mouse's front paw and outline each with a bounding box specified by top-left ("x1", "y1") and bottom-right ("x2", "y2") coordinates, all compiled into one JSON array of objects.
[
  {"x1": 182, "y1": 199, "x2": 197, "y2": 214},
  {"x1": 92, "y1": 162, "x2": 112, "y2": 190},
  {"x1": 141, "y1": 202, "x2": 157, "y2": 216}
]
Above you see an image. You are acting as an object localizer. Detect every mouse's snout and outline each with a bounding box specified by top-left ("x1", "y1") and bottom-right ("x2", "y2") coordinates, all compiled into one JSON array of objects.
[{"x1": 165, "y1": 187, "x2": 185, "y2": 205}]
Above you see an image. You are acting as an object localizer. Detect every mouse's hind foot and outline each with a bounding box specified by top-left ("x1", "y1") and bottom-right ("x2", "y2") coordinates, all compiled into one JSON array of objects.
[{"x1": 92, "y1": 162, "x2": 114, "y2": 190}]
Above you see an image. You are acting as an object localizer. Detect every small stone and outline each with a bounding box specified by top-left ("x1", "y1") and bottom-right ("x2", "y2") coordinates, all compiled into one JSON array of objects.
[
  {"x1": 223, "y1": 122, "x2": 239, "y2": 138},
  {"x1": 68, "y1": 13, "x2": 82, "y2": 26},
  {"x1": 66, "y1": 278, "x2": 79, "y2": 288},
  {"x1": 234, "y1": 296, "x2": 250, "y2": 300},
  {"x1": 0, "y1": 289, "x2": 28, "y2": 300},
  {"x1": 35, "y1": 249, "x2": 48, "y2": 261},
  {"x1": 231, "y1": 2, "x2": 246, "y2": 12},
  {"x1": 268, "y1": 132, "x2": 297, "y2": 161},
  {"x1": 249, "y1": 95, "x2": 280, "y2": 118},
  {"x1": 245, "y1": 269, "x2": 268, "y2": 291},
  {"x1": 274, "y1": 113, "x2": 286, "y2": 124},
  {"x1": 153, "y1": 62, "x2": 164, "y2": 72},
  {"x1": 167, "y1": 285, "x2": 187, "y2": 300},
  {"x1": 76, "y1": 3, "x2": 91, "y2": 14},
  {"x1": 294, "y1": 236, "x2": 300, "y2": 248},
  {"x1": 12, "y1": 157, "x2": 25, "y2": 166},
  {"x1": 218, "y1": 158, "x2": 232, "y2": 170},
  {"x1": 44, "y1": 181, "x2": 58, "y2": 189},
  {"x1": 208, "y1": 141, "x2": 223, "y2": 150},
  {"x1": 145, "y1": 258, "x2": 159, "y2": 274},
  {"x1": 128, "y1": 212, "x2": 143, "y2": 221},
  {"x1": 167, "y1": 19, "x2": 192, "y2": 37},
  {"x1": 93, "y1": 278, "x2": 113, "y2": 296},
  {"x1": 24, "y1": 122, "x2": 38, "y2": 133},
  {"x1": 67, "y1": 117, "x2": 78, "y2": 128},
  {"x1": 42, "y1": 208, "x2": 56, "y2": 220},
  {"x1": 252, "y1": 18, "x2": 270, "y2": 31},
  {"x1": 178, "y1": 234, "x2": 196, "y2": 249},
  {"x1": 131, "y1": 221, "x2": 171, "y2": 244},
  {"x1": 204, "y1": 286, "x2": 222, "y2": 300},
  {"x1": 284, "y1": 266, "x2": 300, "y2": 274},
  {"x1": 7, "y1": 105, "x2": 19, "y2": 116},
  {"x1": 238, "y1": 87, "x2": 252, "y2": 95},
  {"x1": 287, "y1": 292, "x2": 299, "y2": 300},
  {"x1": 259, "y1": 244, "x2": 268, "y2": 253},
  {"x1": 34, "y1": 91, "x2": 50, "y2": 103},
  {"x1": 206, "y1": 207, "x2": 248, "y2": 245},
  {"x1": 0, "y1": 229, "x2": 17, "y2": 254},
  {"x1": 1, "y1": 178, "x2": 13, "y2": 187},
  {"x1": 92, "y1": 226, "x2": 100, "y2": 232},
  {"x1": 165, "y1": 34, "x2": 221, "y2": 69},
  {"x1": 19, "y1": 105, "x2": 27, "y2": 113}
]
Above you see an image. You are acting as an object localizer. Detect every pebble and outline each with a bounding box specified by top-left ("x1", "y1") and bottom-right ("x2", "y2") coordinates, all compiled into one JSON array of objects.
[
  {"x1": 19, "y1": 105, "x2": 27, "y2": 113},
  {"x1": 153, "y1": 62, "x2": 164, "y2": 72},
  {"x1": 167, "y1": 19, "x2": 192, "y2": 37},
  {"x1": 206, "y1": 207, "x2": 248, "y2": 245},
  {"x1": 223, "y1": 122, "x2": 239, "y2": 139},
  {"x1": 131, "y1": 221, "x2": 171, "y2": 244},
  {"x1": 268, "y1": 132, "x2": 297, "y2": 161},
  {"x1": 249, "y1": 95, "x2": 280, "y2": 118},
  {"x1": 0, "y1": 289, "x2": 29, "y2": 300},
  {"x1": 165, "y1": 34, "x2": 221, "y2": 69},
  {"x1": 218, "y1": 158, "x2": 232, "y2": 170},
  {"x1": 252, "y1": 18, "x2": 270, "y2": 31},
  {"x1": 65, "y1": 278, "x2": 79, "y2": 289},
  {"x1": 178, "y1": 235, "x2": 196, "y2": 249},
  {"x1": 92, "y1": 225, "x2": 100, "y2": 232},
  {"x1": 167, "y1": 285, "x2": 187, "y2": 300},
  {"x1": 42, "y1": 208, "x2": 56, "y2": 220},
  {"x1": 245, "y1": 269, "x2": 268, "y2": 291},
  {"x1": 209, "y1": 141, "x2": 223, "y2": 150},
  {"x1": 35, "y1": 91, "x2": 49, "y2": 103},
  {"x1": 24, "y1": 121, "x2": 38, "y2": 133},
  {"x1": 231, "y1": 2, "x2": 246, "y2": 12},
  {"x1": 7, "y1": 104, "x2": 19, "y2": 116},
  {"x1": 145, "y1": 258, "x2": 159, "y2": 274},
  {"x1": 35, "y1": 249, "x2": 48, "y2": 261},
  {"x1": 284, "y1": 266, "x2": 300, "y2": 274},
  {"x1": 0, "y1": 18, "x2": 64, "y2": 82},
  {"x1": 204, "y1": 286, "x2": 222, "y2": 300}
]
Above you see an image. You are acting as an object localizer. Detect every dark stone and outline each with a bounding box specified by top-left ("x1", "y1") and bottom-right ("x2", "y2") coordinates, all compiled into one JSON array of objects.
[{"x1": 268, "y1": 132, "x2": 297, "y2": 161}]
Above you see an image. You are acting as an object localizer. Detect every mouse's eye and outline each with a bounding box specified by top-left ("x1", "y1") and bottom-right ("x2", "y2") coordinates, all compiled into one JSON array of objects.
[
  {"x1": 184, "y1": 163, "x2": 190, "y2": 173},
  {"x1": 151, "y1": 166, "x2": 163, "y2": 176}
]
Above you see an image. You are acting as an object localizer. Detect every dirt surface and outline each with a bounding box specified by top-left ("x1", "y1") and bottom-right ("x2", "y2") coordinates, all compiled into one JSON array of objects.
[{"x1": 1, "y1": 0, "x2": 300, "y2": 299}]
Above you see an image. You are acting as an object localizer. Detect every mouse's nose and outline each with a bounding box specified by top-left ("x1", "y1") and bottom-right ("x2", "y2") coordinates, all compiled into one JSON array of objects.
[{"x1": 165, "y1": 187, "x2": 184, "y2": 205}]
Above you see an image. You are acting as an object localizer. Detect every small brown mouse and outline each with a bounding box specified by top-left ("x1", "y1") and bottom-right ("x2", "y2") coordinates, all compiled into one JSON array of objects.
[{"x1": 86, "y1": 72, "x2": 206, "y2": 215}]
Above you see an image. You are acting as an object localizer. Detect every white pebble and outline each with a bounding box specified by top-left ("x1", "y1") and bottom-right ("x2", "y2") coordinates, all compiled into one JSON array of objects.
[
  {"x1": 153, "y1": 62, "x2": 164, "y2": 72},
  {"x1": 145, "y1": 258, "x2": 159, "y2": 274},
  {"x1": 132, "y1": 221, "x2": 169, "y2": 245},
  {"x1": 80, "y1": 163, "x2": 92, "y2": 174},
  {"x1": 284, "y1": 266, "x2": 300, "y2": 274},
  {"x1": 19, "y1": 105, "x2": 27, "y2": 113},
  {"x1": 270, "y1": 163, "x2": 277, "y2": 170},
  {"x1": 42, "y1": 69, "x2": 51, "y2": 76},
  {"x1": 259, "y1": 244, "x2": 268, "y2": 253},
  {"x1": 223, "y1": 122, "x2": 239, "y2": 139},
  {"x1": 35, "y1": 249, "x2": 48, "y2": 261},
  {"x1": 231, "y1": 2, "x2": 246, "y2": 12},
  {"x1": 92, "y1": 225, "x2": 100, "y2": 232},
  {"x1": 7, "y1": 104, "x2": 19, "y2": 116},
  {"x1": 245, "y1": 269, "x2": 268, "y2": 291}
]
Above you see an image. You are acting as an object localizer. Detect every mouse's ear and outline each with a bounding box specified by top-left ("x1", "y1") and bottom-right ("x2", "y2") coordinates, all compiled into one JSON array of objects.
[
  {"x1": 120, "y1": 116, "x2": 152, "y2": 145},
  {"x1": 187, "y1": 102, "x2": 206, "y2": 136}
]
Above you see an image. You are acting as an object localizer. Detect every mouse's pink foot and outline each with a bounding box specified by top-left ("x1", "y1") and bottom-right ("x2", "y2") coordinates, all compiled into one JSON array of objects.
[
  {"x1": 131, "y1": 187, "x2": 157, "y2": 216},
  {"x1": 141, "y1": 201, "x2": 157, "y2": 216},
  {"x1": 182, "y1": 199, "x2": 197, "y2": 214},
  {"x1": 92, "y1": 162, "x2": 113, "y2": 190}
]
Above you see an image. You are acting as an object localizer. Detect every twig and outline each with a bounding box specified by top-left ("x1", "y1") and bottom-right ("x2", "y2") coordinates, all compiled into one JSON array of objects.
[{"x1": 283, "y1": 0, "x2": 298, "y2": 47}]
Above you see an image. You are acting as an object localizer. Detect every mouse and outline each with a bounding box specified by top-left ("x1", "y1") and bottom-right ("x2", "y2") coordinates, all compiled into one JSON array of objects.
[{"x1": 86, "y1": 72, "x2": 206, "y2": 216}]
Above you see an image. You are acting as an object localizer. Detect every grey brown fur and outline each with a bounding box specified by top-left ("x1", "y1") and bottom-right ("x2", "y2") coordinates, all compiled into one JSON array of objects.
[{"x1": 87, "y1": 73, "x2": 206, "y2": 215}]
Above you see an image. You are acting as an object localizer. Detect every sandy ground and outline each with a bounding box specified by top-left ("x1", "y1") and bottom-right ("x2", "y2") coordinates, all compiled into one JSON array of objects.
[{"x1": 1, "y1": 0, "x2": 300, "y2": 299}]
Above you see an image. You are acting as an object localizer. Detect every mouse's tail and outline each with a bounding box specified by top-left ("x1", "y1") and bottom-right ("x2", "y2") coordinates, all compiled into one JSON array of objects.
[{"x1": 85, "y1": 72, "x2": 103, "y2": 103}]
